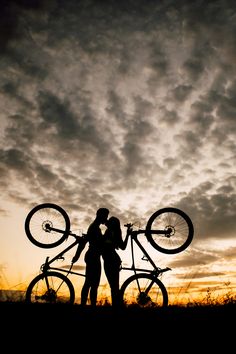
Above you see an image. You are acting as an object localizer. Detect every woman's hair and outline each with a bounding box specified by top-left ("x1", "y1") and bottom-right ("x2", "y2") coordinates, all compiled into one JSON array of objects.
[
  {"x1": 107, "y1": 216, "x2": 122, "y2": 249},
  {"x1": 108, "y1": 216, "x2": 120, "y2": 228}
]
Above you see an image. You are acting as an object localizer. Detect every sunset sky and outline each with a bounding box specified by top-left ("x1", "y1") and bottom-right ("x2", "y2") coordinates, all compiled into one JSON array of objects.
[{"x1": 0, "y1": 0, "x2": 235, "y2": 304}]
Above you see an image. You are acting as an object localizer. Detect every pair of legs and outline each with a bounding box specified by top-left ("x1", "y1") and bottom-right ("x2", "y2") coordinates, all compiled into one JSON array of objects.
[
  {"x1": 103, "y1": 252, "x2": 122, "y2": 307},
  {"x1": 81, "y1": 253, "x2": 101, "y2": 307}
]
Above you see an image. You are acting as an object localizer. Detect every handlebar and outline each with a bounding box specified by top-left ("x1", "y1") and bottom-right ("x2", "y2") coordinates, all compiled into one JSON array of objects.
[{"x1": 124, "y1": 223, "x2": 133, "y2": 228}]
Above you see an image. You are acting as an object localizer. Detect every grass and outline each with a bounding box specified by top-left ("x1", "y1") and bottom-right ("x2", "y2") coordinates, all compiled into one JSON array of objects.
[
  {"x1": 1, "y1": 283, "x2": 236, "y2": 306},
  {"x1": 1, "y1": 281, "x2": 235, "y2": 349},
  {"x1": 1, "y1": 298, "x2": 235, "y2": 348}
]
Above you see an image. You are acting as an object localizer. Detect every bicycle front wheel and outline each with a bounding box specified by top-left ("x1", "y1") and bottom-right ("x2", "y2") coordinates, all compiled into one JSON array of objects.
[
  {"x1": 25, "y1": 203, "x2": 70, "y2": 248},
  {"x1": 120, "y1": 273, "x2": 168, "y2": 308},
  {"x1": 25, "y1": 271, "x2": 75, "y2": 304},
  {"x1": 145, "y1": 207, "x2": 194, "y2": 254}
]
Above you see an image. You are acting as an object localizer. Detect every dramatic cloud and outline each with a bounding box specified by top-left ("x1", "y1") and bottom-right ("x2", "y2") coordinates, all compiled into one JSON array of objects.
[{"x1": 0, "y1": 0, "x2": 235, "y2": 295}]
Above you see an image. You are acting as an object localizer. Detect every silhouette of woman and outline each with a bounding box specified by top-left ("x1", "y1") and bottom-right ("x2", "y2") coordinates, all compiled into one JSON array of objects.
[
  {"x1": 102, "y1": 216, "x2": 130, "y2": 307},
  {"x1": 72, "y1": 207, "x2": 109, "y2": 307}
]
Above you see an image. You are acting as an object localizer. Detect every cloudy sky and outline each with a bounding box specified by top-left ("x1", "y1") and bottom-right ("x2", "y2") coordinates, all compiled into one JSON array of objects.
[{"x1": 0, "y1": 0, "x2": 235, "y2": 303}]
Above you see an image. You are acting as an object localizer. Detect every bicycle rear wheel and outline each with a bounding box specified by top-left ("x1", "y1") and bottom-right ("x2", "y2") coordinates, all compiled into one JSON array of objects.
[
  {"x1": 25, "y1": 271, "x2": 75, "y2": 304},
  {"x1": 120, "y1": 273, "x2": 168, "y2": 308},
  {"x1": 25, "y1": 203, "x2": 70, "y2": 248},
  {"x1": 145, "y1": 207, "x2": 194, "y2": 254}
]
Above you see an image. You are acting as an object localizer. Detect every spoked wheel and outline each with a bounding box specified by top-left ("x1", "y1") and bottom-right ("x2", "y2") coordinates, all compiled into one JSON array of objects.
[
  {"x1": 120, "y1": 273, "x2": 168, "y2": 308},
  {"x1": 25, "y1": 271, "x2": 75, "y2": 304},
  {"x1": 24, "y1": 203, "x2": 70, "y2": 248},
  {"x1": 145, "y1": 207, "x2": 194, "y2": 254}
]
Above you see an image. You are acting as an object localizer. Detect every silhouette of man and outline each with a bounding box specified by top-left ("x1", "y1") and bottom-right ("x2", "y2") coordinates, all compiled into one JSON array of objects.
[{"x1": 73, "y1": 207, "x2": 109, "y2": 307}]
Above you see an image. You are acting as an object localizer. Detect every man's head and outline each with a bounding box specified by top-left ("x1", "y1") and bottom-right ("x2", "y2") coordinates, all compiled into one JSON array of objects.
[{"x1": 96, "y1": 207, "x2": 109, "y2": 224}]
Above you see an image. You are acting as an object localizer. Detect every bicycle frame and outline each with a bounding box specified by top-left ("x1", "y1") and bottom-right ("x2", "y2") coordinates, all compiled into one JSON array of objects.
[
  {"x1": 40, "y1": 231, "x2": 86, "y2": 278},
  {"x1": 40, "y1": 222, "x2": 172, "y2": 277},
  {"x1": 120, "y1": 229, "x2": 171, "y2": 277},
  {"x1": 42, "y1": 225, "x2": 170, "y2": 277}
]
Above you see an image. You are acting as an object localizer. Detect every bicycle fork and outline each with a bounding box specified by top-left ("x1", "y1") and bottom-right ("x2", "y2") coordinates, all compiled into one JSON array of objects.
[
  {"x1": 35, "y1": 272, "x2": 66, "y2": 302},
  {"x1": 135, "y1": 277, "x2": 154, "y2": 305}
]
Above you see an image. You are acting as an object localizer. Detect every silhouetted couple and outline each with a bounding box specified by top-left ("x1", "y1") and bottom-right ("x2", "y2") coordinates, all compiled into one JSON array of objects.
[{"x1": 72, "y1": 208, "x2": 129, "y2": 307}]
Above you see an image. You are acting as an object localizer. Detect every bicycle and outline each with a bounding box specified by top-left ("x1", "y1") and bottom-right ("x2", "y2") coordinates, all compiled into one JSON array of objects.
[{"x1": 24, "y1": 203, "x2": 194, "y2": 307}]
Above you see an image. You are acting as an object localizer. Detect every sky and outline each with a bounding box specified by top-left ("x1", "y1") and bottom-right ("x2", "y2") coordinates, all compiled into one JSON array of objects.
[{"x1": 0, "y1": 0, "x2": 236, "y2": 305}]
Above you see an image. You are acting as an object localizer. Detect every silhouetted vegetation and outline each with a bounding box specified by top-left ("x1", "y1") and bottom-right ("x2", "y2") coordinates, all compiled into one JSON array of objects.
[{"x1": 1, "y1": 298, "x2": 235, "y2": 347}]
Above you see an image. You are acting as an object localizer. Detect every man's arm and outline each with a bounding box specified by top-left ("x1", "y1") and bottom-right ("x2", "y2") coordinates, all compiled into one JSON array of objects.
[{"x1": 72, "y1": 235, "x2": 87, "y2": 263}]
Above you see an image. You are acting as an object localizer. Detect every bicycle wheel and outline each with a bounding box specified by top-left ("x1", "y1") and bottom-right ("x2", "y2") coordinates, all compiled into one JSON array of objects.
[
  {"x1": 25, "y1": 203, "x2": 70, "y2": 248},
  {"x1": 120, "y1": 273, "x2": 168, "y2": 308},
  {"x1": 145, "y1": 207, "x2": 194, "y2": 254},
  {"x1": 25, "y1": 271, "x2": 75, "y2": 304}
]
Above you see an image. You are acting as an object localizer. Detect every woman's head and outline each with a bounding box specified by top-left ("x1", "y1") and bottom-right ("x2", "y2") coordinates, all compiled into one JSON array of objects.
[
  {"x1": 106, "y1": 216, "x2": 121, "y2": 230},
  {"x1": 106, "y1": 216, "x2": 122, "y2": 249}
]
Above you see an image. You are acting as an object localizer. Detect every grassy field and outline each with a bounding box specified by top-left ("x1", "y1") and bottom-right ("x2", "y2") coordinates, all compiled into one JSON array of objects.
[{"x1": 1, "y1": 301, "x2": 235, "y2": 341}]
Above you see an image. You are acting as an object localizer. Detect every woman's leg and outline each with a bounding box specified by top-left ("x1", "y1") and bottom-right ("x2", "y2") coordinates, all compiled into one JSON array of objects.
[
  {"x1": 111, "y1": 269, "x2": 121, "y2": 307},
  {"x1": 104, "y1": 260, "x2": 120, "y2": 307}
]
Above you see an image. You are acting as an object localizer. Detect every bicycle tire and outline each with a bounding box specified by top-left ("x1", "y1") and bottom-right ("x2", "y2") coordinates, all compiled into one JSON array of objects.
[
  {"x1": 25, "y1": 271, "x2": 75, "y2": 304},
  {"x1": 24, "y1": 203, "x2": 71, "y2": 248},
  {"x1": 120, "y1": 273, "x2": 168, "y2": 308},
  {"x1": 145, "y1": 207, "x2": 194, "y2": 254}
]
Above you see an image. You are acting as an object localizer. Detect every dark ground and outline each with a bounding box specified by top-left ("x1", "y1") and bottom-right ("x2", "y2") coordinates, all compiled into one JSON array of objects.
[{"x1": 1, "y1": 302, "x2": 235, "y2": 349}]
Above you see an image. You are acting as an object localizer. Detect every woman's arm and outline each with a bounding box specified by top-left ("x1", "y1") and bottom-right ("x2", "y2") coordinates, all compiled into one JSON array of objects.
[{"x1": 119, "y1": 226, "x2": 132, "y2": 250}]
